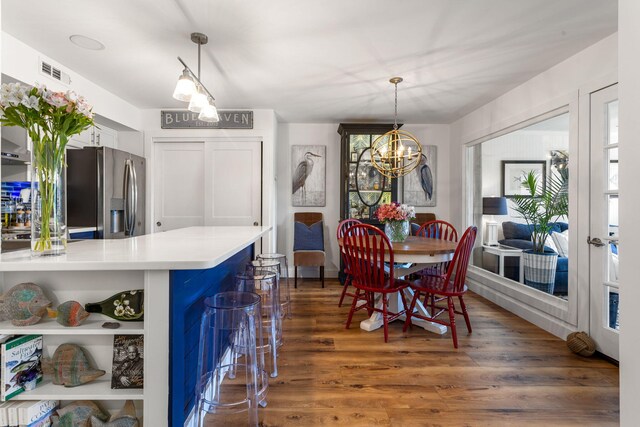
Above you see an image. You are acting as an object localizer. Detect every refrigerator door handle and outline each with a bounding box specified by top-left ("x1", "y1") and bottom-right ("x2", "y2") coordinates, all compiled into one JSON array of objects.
[
  {"x1": 130, "y1": 160, "x2": 138, "y2": 236},
  {"x1": 123, "y1": 159, "x2": 135, "y2": 236}
]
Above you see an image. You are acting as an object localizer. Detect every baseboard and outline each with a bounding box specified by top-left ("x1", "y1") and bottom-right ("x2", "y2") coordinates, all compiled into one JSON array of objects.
[{"x1": 468, "y1": 278, "x2": 576, "y2": 340}]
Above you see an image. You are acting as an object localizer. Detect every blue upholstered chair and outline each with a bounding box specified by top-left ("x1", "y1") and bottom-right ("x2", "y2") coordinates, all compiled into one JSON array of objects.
[{"x1": 293, "y1": 212, "x2": 325, "y2": 288}]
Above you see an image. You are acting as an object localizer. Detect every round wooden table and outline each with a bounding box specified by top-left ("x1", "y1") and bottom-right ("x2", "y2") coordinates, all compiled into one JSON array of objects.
[{"x1": 338, "y1": 235, "x2": 457, "y2": 335}]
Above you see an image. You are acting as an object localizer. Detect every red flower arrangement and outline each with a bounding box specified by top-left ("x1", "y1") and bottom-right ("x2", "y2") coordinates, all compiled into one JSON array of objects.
[{"x1": 375, "y1": 202, "x2": 416, "y2": 223}]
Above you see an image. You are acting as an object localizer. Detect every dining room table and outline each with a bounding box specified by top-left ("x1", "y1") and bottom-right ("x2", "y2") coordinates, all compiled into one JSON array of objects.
[{"x1": 338, "y1": 234, "x2": 458, "y2": 335}]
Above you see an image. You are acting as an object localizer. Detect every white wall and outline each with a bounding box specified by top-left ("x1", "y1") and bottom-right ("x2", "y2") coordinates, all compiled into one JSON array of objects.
[
  {"x1": 1, "y1": 32, "x2": 141, "y2": 131},
  {"x1": 118, "y1": 131, "x2": 144, "y2": 158},
  {"x1": 142, "y1": 109, "x2": 278, "y2": 251},
  {"x1": 276, "y1": 122, "x2": 450, "y2": 277},
  {"x1": 618, "y1": 1, "x2": 639, "y2": 424}
]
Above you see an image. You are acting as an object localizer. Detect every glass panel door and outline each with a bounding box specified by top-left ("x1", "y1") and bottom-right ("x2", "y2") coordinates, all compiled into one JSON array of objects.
[{"x1": 589, "y1": 84, "x2": 619, "y2": 360}]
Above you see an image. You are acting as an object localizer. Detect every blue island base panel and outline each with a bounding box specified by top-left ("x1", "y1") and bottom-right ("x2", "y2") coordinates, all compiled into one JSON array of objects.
[{"x1": 170, "y1": 244, "x2": 254, "y2": 426}]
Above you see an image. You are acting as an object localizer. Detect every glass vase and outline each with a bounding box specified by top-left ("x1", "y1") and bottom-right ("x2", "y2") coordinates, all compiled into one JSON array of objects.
[
  {"x1": 384, "y1": 219, "x2": 410, "y2": 242},
  {"x1": 31, "y1": 144, "x2": 67, "y2": 256}
]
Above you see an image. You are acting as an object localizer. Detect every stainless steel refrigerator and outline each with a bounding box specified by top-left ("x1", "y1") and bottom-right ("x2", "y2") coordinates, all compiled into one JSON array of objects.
[{"x1": 67, "y1": 147, "x2": 145, "y2": 238}]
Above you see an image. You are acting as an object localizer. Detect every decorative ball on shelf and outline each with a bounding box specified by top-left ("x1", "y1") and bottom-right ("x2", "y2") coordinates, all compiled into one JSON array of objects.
[{"x1": 566, "y1": 331, "x2": 597, "y2": 357}]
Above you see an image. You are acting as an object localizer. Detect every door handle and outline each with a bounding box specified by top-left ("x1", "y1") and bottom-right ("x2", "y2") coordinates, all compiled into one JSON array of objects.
[
  {"x1": 587, "y1": 236, "x2": 605, "y2": 247},
  {"x1": 123, "y1": 159, "x2": 136, "y2": 236},
  {"x1": 253, "y1": 221, "x2": 259, "y2": 226},
  {"x1": 156, "y1": 221, "x2": 162, "y2": 227}
]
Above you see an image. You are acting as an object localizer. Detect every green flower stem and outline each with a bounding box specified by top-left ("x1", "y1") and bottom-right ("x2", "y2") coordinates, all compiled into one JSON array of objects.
[{"x1": 29, "y1": 126, "x2": 66, "y2": 253}]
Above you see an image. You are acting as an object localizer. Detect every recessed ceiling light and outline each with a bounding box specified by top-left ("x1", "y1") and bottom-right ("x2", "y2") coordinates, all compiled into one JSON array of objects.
[{"x1": 69, "y1": 34, "x2": 105, "y2": 51}]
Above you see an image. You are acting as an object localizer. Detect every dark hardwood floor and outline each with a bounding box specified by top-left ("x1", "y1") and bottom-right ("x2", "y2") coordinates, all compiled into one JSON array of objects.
[{"x1": 230, "y1": 279, "x2": 620, "y2": 426}]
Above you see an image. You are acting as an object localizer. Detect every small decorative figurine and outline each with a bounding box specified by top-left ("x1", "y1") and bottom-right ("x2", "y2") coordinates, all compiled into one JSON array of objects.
[
  {"x1": 42, "y1": 344, "x2": 106, "y2": 387},
  {"x1": 85, "y1": 290, "x2": 143, "y2": 322},
  {"x1": 47, "y1": 301, "x2": 91, "y2": 327},
  {"x1": 90, "y1": 400, "x2": 139, "y2": 427},
  {"x1": 0, "y1": 283, "x2": 51, "y2": 326},
  {"x1": 51, "y1": 401, "x2": 109, "y2": 427}
]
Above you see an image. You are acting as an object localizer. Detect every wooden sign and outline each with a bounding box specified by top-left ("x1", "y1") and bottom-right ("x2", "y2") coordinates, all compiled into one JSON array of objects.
[{"x1": 161, "y1": 110, "x2": 253, "y2": 129}]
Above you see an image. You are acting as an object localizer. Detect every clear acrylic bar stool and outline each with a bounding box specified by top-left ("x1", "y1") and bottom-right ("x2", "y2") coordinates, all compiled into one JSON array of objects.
[
  {"x1": 254, "y1": 254, "x2": 293, "y2": 319},
  {"x1": 236, "y1": 272, "x2": 281, "y2": 378},
  {"x1": 195, "y1": 291, "x2": 267, "y2": 427}
]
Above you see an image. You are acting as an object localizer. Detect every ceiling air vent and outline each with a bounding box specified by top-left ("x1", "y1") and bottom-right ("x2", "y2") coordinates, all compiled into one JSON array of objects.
[{"x1": 39, "y1": 59, "x2": 72, "y2": 85}]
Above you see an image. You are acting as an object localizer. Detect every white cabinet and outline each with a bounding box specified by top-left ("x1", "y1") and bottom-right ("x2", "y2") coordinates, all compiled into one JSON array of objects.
[
  {"x1": 67, "y1": 127, "x2": 93, "y2": 149},
  {"x1": 67, "y1": 125, "x2": 118, "y2": 149},
  {"x1": 95, "y1": 125, "x2": 118, "y2": 149}
]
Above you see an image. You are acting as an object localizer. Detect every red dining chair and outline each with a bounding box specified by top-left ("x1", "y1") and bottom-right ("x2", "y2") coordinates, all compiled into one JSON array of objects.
[
  {"x1": 403, "y1": 226, "x2": 478, "y2": 348},
  {"x1": 337, "y1": 219, "x2": 362, "y2": 307},
  {"x1": 343, "y1": 223, "x2": 410, "y2": 343},
  {"x1": 415, "y1": 220, "x2": 458, "y2": 277}
]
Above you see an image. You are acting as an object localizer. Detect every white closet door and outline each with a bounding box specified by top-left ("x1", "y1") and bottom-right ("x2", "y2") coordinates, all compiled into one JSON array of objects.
[
  {"x1": 153, "y1": 142, "x2": 205, "y2": 232},
  {"x1": 204, "y1": 140, "x2": 262, "y2": 226}
]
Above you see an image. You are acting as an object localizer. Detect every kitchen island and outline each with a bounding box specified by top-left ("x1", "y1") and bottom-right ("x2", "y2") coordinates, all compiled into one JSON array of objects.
[{"x1": 0, "y1": 226, "x2": 271, "y2": 426}]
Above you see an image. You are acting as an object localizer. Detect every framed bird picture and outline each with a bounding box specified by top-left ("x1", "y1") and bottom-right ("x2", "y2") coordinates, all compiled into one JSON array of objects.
[
  {"x1": 403, "y1": 145, "x2": 437, "y2": 207},
  {"x1": 292, "y1": 145, "x2": 326, "y2": 207}
]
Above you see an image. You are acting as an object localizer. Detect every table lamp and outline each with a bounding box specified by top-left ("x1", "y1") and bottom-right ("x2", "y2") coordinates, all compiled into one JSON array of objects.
[{"x1": 483, "y1": 197, "x2": 508, "y2": 246}]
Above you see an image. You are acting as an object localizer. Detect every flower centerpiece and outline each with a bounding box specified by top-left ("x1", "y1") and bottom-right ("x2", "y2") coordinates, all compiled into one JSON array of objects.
[
  {"x1": 0, "y1": 83, "x2": 94, "y2": 256},
  {"x1": 375, "y1": 202, "x2": 416, "y2": 242}
]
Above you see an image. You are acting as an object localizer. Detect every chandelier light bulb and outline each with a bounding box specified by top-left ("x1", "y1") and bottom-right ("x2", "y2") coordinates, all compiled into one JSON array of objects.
[{"x1": 172, "y1": 69, "x2": 196, "y2": 101}]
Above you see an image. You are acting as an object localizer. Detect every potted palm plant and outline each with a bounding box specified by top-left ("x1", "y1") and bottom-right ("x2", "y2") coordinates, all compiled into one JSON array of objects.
[{"x1": 510, "y1": 168, "x2": 568, "y2": 293}]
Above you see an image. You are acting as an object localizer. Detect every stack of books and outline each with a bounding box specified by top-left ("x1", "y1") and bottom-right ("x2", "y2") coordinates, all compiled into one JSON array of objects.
[{"x1": 0, "y1": 400, "x2": 58, "y2": 427}]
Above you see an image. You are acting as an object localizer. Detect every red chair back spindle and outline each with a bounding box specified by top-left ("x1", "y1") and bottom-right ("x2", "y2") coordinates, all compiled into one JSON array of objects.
[
  {"x1": 444, "y1": 226, "x2": 478, "y2": 293},
  {"x1": 343, "y1": 224, "x2": 395, "y2": 292},
  {"x1": 416, "y1": 220, "x2": 458, "y2": 242},
  {"x1": 337, "y1": 219, "x2": 362, "y2": 240}
]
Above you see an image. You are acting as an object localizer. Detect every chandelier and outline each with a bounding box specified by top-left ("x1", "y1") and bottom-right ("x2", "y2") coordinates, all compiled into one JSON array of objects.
[
  {"x1": 172, "y1": 32, "x2": 219, "y2": 122},
  {"x1": 371, "y1": 77, "x2": 422, "y2": 178}
]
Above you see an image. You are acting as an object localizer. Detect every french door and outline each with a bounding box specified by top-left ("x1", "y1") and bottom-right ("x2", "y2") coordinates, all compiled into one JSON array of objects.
[{"x1": 589, "y1": 84, "x2": 619, "y2": 360}]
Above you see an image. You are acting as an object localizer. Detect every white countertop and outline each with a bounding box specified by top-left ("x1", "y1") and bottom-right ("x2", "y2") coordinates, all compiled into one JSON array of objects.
[{"x1": 0, "y1": 226, "x2": 271, "y2": 271}]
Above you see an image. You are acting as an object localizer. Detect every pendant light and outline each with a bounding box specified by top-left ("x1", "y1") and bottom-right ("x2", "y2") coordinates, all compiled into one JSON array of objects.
[
  {"x1": 172, "y1": 69, "x2": 196, "y2": 101},
  {"x1": 199, "y1": 98, "x2": 220, "y2": 122},
  {"x1": 371, "y1": 77, "x2": 422, "y2": 178},
  {"x1": 172, "y1": 32, "x2": 220, "y2": 122}
]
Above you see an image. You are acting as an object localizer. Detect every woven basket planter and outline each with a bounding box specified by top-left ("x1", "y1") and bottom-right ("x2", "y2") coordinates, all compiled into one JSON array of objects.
[{"x1": 522, "y1": 250, "x2": 558, "y2": 294}]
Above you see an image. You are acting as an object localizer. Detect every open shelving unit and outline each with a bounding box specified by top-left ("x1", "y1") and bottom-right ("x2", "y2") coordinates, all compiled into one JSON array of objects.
[{"x1": 0, "y1": 269, "x2": 147, "y2": 424}]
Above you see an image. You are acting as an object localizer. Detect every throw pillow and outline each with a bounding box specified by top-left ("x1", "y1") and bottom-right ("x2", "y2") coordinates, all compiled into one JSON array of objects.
[
  {"x1": 293, "y1": 220, "x2": 324, "y2": 251},
  {"x1": 551, "y1": 230, "x2": 569, "y2": 257},
  {"x1": 543, "y1": 234, "x2": 558, "y2": 254}
]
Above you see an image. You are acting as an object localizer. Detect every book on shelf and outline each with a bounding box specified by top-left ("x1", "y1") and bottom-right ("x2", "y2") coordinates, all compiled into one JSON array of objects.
[
  {"x1": 0, "y1": 400, "x2": 17, "y2": 427},
  {"x1": 0, "y1": 400, "x2": 57, "y2": 427},
  {"x1": 18, "y1": 400, "x2": 58, "y2": 427},
  {"x1": 1, "y1": 336, "x2": 43, "y2": 401},
  {"x1": 111, "y1": 335, "x2": 144, "y2": 389}
]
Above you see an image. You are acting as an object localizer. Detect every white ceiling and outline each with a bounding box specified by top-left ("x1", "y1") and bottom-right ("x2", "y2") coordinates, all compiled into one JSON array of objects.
[{"x1": 2, "y1": 0, "x2": 617, "y2": 123}]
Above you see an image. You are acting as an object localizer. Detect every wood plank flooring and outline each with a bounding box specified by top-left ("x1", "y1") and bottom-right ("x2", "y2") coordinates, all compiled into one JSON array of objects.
[{"x1": 220, "y1": 280, "x2": 620, "y2": 426}]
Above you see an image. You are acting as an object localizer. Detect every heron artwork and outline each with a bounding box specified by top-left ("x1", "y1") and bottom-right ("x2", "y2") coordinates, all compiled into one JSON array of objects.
[
  {"x1": 418, "y1": 154, "x2": 433, "y2": 201},
  {"x1": 292, "y1": 149, "x2": 324, "y2": 206}
]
